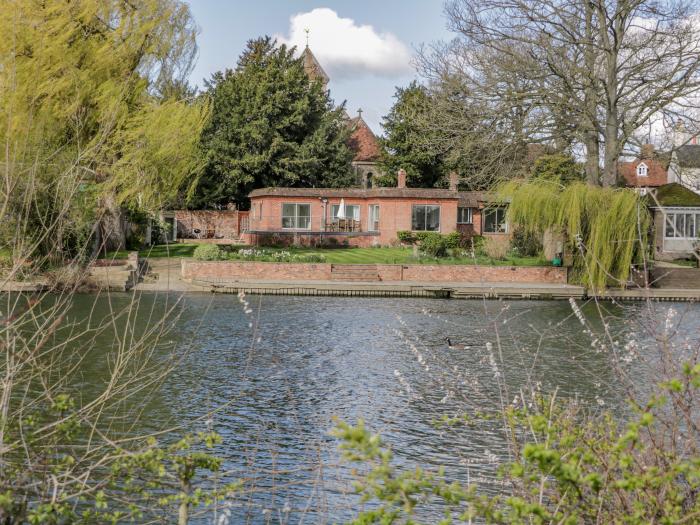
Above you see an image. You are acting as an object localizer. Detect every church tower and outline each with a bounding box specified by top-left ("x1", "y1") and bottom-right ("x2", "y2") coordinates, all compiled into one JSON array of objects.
[
  {"x1": 301, "y1": 45, "x2": 329, "y2": 91},
  {"x1": 348, "y1": 109, "x2": 383, "y2": 188},
  {"x1": 300, "y1": 38, "x2": 384, "y2": 187}
]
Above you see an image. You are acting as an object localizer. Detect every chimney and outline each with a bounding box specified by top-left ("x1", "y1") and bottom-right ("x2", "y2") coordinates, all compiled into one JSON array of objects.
[
  {"x1": 397, "y1": 168, "x2": 407, "y2": 189},
  {"x1": 674, "y1": 121, "x2": 690, "y2": 147},
  {"x1": 449, "y1": 171, "x2": 459, "y2": 191},
  {"x1": 640, "y1": 143, "x2": 655, "y2": 159}
]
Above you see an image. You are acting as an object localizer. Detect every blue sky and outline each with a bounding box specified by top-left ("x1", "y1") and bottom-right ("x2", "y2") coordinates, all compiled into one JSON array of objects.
[{"x1": 185, "y1": 1, "x2": 451, "y2": 134}]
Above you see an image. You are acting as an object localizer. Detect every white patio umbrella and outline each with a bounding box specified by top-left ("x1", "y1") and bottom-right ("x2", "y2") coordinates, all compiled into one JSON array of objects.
[{"x1": 336, "y1": 198, "x2": 347, "y2": 220}]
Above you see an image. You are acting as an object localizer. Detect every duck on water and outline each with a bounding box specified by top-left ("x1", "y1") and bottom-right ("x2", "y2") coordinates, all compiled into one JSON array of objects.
[{"x1": 445, "y1": 337, "x2": 469, "y2": 350}]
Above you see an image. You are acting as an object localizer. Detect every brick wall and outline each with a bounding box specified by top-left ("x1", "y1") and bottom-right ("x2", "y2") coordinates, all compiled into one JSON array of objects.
[
  {"x1": 400, "y1": 264, "x2": 566, "y2": 283},
  {"x1": 182, "y1": 261, "x2": 333, "y2": 281},
  {"x1": 174, "y1": 210, "x2": 242, "y2": 240},
  {"x1": 248, "y1": 195, "x2": 462, "y2": 246},
  {"x1": 182, "y1": 260, "x2": 567, "y2": 284}
]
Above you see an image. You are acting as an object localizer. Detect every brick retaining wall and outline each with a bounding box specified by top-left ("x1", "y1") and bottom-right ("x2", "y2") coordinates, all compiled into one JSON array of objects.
[
  {"x1": 182, "y1": 261, "x2": 333, "y2": 281},
  {"x1": 182, "y1": 260, "x2": 567, "y2": 284}
]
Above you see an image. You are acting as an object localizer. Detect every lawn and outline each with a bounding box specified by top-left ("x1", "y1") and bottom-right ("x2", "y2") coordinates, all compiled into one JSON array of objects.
[
  {"x1": 286, "y1": 247, "x2": 549, "y2": 266},
  {"x1": 101, "y1": 244, "x2": 550, "y2": 266}
]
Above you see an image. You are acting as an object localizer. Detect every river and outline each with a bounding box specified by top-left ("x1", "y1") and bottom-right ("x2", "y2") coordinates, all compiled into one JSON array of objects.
[{"x1": 55, "y1": 293, "x2": 699, "y2": 523}]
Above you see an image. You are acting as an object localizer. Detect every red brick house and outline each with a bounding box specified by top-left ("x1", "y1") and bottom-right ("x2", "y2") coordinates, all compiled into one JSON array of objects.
[
  {"x1": 244, "y1": 171, "x2": 508, "y2": 246},
  {"x1": 619, "y1": 144, "x2": 668, "y2": 193}
]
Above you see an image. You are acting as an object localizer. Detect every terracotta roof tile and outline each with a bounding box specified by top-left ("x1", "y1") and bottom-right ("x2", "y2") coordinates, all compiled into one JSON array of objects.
[
  {"x1": 248, "y1": 186, "x2": 490, "y2": 202},
  {"x1": 619, "y1": 157, "x2": 668, "y2": 187},
  {"x1": 347, "y1": 117, "x2": 382, "y2": 162}
]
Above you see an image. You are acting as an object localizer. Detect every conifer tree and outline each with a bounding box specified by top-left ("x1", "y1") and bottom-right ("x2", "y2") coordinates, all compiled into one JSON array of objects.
[
  {"x1": 192, "y1": 37, "x2": 354, "y2": 208},
  {"x1": 378, "y1": 82, "x2": 446, "y2": 188}
]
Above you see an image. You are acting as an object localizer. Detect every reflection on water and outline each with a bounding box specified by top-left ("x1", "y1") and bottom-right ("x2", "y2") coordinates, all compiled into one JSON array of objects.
[{"x1": 58, "y1": 294, "x2": 699, "y2": 523}]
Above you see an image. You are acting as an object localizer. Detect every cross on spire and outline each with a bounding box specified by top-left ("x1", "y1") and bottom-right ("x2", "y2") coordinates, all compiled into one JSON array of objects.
[
  {"x1": 357, "y1": 108, "x2": 363, "y2": 119},
  {"x1": 304, "y1": 28, "x2": 310, "y2": 48}
]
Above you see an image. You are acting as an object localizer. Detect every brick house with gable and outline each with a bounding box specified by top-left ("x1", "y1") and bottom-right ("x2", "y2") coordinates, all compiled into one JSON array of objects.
[{"x1": 618, "y1": 144, "x2": 668, "y2": 193}]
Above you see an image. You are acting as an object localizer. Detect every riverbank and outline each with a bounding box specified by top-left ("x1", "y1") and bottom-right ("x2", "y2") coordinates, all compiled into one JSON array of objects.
[{"x1": 4, "y1": 257, "x2": 699, "y2": 302}]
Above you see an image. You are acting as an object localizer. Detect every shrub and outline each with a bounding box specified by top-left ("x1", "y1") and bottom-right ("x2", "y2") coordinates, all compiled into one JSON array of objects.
[
  {"x1": 510, "y1": 228, "x2": 543, "y2": 257},
  {"x1": 444, "y1": 231, "x2": 461, "y2": 249},
  {"x1": 226, "y1": 248, "x2": 326, "y2": 263},
  {"x1": 470, "y1": 235, "x2": 486, "y2": 256},
  {"x1": 323, "y1": 236, "x2": 339, "y2": 248},
  {"x1": 419, "y1": 232, "x2": 448, "y2": 258},
  {"x1": 193, "y1": 244, "x2": 224, "y2": 261},
  {"x1": 299, "y1": 254, "x2": 326, "y2": 263},
  {"x1": 397, "y1": 231, "x2": 416, "y2": 244},
  {"x1": 483, "y1": 237, "x2": 510, "y2": 259}
]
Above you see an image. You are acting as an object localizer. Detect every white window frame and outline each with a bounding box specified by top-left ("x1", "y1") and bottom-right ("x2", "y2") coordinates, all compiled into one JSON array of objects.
[
  {"x1": 457, "y1": 207, "x2": 473, "y2": 225},
  {"x1": 330, "y1": 204, "x2": 360, "y2": 223},
  {"x1": 663, "y1": 210, "x2": 700, "y2": 239},
  {"x1": 637, "y1": 162, "x2": 648, "y2": 177},
  {"x1": 281, "y1": 203, "x2": 311, "y2": 230},
  {"x1": 411, "y1": 205, "x2": 441, "y2": 232},
  {"x1": 483, "y1": 207, "x2": 508, "y2": 234},
  {"x1": 368, "y1": 204, "x2": 380, "y2": 231}
]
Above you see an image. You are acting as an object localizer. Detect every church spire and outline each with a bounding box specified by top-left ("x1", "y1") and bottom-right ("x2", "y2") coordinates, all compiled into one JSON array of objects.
[{"x1": 301, "y1": 43, "x2": 329, "y2": 90}]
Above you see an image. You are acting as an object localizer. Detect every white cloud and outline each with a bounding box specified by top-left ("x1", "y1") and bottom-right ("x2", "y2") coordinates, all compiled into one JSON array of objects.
[{"x1": 276, "y1": 8, "x2": 412, "y2": 79}]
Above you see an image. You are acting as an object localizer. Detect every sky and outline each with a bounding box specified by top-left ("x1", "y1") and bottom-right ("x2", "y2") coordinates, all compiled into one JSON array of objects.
[{"x1": 185, "y1": 1, "x2": 452, "y2": 135}]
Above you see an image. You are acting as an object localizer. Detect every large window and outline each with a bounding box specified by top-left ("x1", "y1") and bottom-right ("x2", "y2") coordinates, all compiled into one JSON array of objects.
[
  {"x1": 412, "y1": 205, "x2": 440, "y2": 231},
  {"x1": 330, "y1": 204, "x2": 360, "y2": 223},
  {"x1": 282, "y1": 203, "x2": 311, "y2": 229},
  {"x1": 664, "y1": 212, "x2": 700, "y2": 239},
  {"x1": 457, "y1": 207, "x2": 473, "y2": 224},
  {"x1": 369, "y1": 205, "x2": 380, "y2": 231},
  {"x1": 483, "y1": 207, "x2": 508, "y2": 233}
]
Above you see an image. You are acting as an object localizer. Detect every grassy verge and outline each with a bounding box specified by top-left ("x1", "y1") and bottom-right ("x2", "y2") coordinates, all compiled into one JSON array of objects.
[{"x1": 101, "y1": 244, "x2": 550, "y2": 266}]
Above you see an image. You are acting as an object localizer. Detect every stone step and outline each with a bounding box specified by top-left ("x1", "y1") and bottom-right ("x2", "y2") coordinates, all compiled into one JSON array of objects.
[
  {"x1": 330, "y1": 264, "x2": 380, "y2": 282},
  {"x1": 87, "y1": 266, "x2": 136, "y2": 291},
  {"x1": 331, "y1": 264, "x2": 379, "y2": 270},
  {"x1": 330, "y1": 274, "x2": 380, "y2": 282}
]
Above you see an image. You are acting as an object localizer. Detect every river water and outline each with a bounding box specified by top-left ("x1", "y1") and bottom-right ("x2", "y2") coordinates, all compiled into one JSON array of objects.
[{"x1": 56, "y1": 294, "x2": 699, "y2": 523}]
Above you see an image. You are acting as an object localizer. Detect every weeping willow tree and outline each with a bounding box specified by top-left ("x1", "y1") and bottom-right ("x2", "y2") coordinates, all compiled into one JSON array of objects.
[
  {"x1": 498, "y1": 180, "x2": 650, "y2": 290},
  {"x1": 109, "y1": 99, "x2": 210, "y2": 211},
  {"x1": 0, "y1": 0, "x2": 208, "y2": 260}
]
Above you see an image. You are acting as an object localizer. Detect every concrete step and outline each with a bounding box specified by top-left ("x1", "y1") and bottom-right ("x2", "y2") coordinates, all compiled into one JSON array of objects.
[
  {"x1": 331, "y1": 264, "x2": 379, "y2": 270},
  {"x1": 330, "y1": 264, "x2": 380, "y2": 282},
  {"x1": 88, "y1": 264, "x2": 141, "y2": 291},
  {"x1": 330, "y1": 275, "x2": 380, "y2": 282},
  {"x1": 331, "y1": 264, "x2": 379, "y2": 282}
]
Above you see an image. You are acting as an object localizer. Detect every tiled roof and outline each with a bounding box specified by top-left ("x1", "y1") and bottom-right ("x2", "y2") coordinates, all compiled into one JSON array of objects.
[
  {"x1": 619, "y1": 157, "x2": 668, "y2": 187},
  {"x1": 675, "y1": 145, "x2": 700, "y2": 168},
  {"x1": 249, "y1": 186, "x2": 490, "y2": 202},
  {"x1": 347, "y1": 117, "x2": 382, "y2": 162}
]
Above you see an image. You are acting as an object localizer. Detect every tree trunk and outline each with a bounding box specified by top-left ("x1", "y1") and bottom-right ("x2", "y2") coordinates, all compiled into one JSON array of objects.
[
  {"x1": 583, "y1": 1, "x2": 600, "y2": 186},
  {"x1": 602, "y1": 123, "x2": 619, "y2": 187},
  {"x1": 179, "y1": 478, "x2": 191, "y2": 525},
  {"x1": 598, "y1": 2, "x2": 620, "y2": 188},
  {"x1": 584, "y1": 135, "x2": 600, "y2": 185}
]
